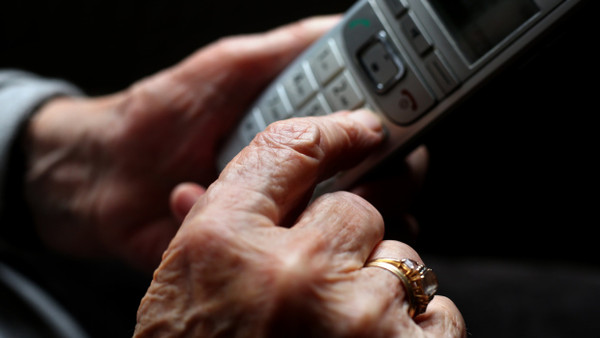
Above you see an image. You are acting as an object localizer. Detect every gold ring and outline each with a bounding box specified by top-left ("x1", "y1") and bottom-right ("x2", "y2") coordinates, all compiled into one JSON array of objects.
[{"x1": 365, "y1": 258, "x2": 438, "y2": 318}]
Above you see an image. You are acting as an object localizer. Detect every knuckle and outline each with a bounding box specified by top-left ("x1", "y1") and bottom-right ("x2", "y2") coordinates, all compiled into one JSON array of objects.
[
  {"x1": 265, "y1": 236, "x2": 332, "y2": 304},
  {"x1": 280, "y1": 17, "x2": 314, "y2": 43},
  {"x1": 273, "y1": 240, "x2": 325, "y2": 287},
  {"x1": 211, "y1": 35, "x2": 242, "y2": 55},
  {"x1": 319, "y1": 191, "x2": 383, "y2": 226},
  {"x1": 170, "y1": 215, "x2": 238, "y2": 261},
  {"x1": 202, "y1": 36, "x2": 256, "y2": 73},
  {"x1": 253, "y1": 118, "x2": 325, "y2": 162},
  {"x1": 309, "y1": 192, "x2": 385, "y2": 269}
]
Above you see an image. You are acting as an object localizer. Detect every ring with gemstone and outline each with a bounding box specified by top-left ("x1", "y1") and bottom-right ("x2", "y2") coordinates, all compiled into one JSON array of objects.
[{"x1": 365, "y1": 258, "x2": 438, "y2": 318}]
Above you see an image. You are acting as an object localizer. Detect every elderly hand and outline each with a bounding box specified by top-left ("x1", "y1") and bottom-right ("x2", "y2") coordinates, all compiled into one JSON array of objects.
[
  {"x1": 134, "y1": 109, "x2": 466, "y2": 337},
  {"x1": 22, "y1": 16, "x2": 340, "y2": 271}
]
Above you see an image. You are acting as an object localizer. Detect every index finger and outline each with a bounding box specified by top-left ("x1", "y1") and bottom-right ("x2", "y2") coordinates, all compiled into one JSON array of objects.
[{"x1": 204, "y1": 109, "x2": 384, "y2": 226}]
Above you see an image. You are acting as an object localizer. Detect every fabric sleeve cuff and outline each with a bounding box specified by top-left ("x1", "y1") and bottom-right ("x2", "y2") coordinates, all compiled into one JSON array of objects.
[{"x1": 0, "y1": 69, "x2": 84, "y2": 217}]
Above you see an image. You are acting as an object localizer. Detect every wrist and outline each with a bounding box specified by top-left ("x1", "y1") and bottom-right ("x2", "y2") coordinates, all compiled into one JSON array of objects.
[
  {"x1": 21, "y1": 94, "x2": 125, "y2": 256},
  {"x1": 0, "y1": 71, "x2": 83, "y2": 222},
  {"x1": 24, "y1": 94, "x2": 123, "y2": 157}
]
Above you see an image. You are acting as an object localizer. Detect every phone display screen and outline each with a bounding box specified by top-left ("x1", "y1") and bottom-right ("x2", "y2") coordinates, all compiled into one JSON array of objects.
[{"x1": 428, "y1": 0, "x2": 540, "y2": 63}]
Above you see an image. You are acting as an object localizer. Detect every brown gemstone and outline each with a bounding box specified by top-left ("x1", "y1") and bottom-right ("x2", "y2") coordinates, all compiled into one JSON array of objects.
[{"x1": 421, "y1": 268, "x2": 438, "y2": 299}]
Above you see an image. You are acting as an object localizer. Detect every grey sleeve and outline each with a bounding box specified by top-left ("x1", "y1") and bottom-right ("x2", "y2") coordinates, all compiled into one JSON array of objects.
[
  {"x1": 0, "y1": 69, "x2": 83, "y2": 215},
  {"x1": 0, "y1": 71, "x2": 91, "y2": 338}
]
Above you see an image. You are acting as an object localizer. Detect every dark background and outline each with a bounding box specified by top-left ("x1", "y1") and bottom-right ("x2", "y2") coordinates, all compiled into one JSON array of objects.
[{"x1": 2, "y1": 0, "x2": 598, "y2": 337}]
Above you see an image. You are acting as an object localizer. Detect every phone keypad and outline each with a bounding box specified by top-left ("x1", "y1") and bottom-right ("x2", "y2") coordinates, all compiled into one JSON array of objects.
[
  {"x1": 230, "y1": 0, "x2": 458, "y2": 149},
  {"x1": 218, "y1": 0, "x2": 440, "y2": 170},
  {"x1": 240, "y1": 39, "x2": 368, "y2": 145}
]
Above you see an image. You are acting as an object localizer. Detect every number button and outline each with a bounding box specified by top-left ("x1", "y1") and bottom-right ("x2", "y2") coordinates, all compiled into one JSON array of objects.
[
  {"x1": 259, "y1": 86, "x2": 292, "y2": 124},
  {"x1": 283, "y1": 63, "x2": 318, "y2": 108},
  {"x1": 298, "y1": 95, "x2": 330, "y2": 117},
  {"x1": 325, "y1": 72, "x2": 365, "y2": 111},
  {"x1": 309, "y1": 40, "x2": 344, "y2": 86}
]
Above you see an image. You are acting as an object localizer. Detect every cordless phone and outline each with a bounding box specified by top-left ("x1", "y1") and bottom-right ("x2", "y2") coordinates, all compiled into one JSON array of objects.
[{"x1": 217, "y1": 0, "x2": 586, "y2": 194}]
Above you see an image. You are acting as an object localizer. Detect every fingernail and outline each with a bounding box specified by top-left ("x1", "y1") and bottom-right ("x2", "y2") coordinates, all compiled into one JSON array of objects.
[{"x1": 348, "y1": 109, "x2": 383, "y2": 132}]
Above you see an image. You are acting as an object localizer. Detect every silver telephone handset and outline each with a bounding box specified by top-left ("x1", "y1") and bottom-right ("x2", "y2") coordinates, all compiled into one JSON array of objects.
[{"x1": 218, "y1": 0, "x2": 585, "y2": 193}]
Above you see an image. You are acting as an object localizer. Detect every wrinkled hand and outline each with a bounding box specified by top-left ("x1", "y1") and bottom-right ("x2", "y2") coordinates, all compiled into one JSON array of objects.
[
  {"x1": 23, "y1": 16, "x2": 340, "y2": 271},
  {"x1": 134, "y1": 110, "x2": 465, "y2": 337}
]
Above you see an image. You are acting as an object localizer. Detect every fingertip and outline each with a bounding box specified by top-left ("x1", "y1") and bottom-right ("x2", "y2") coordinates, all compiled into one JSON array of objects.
[
  {"x1": 170, "y1": 183, "x2": 206, "y2": 222},
  {"x1": 406, "y1": 145, "x2": 428, "y2": 169},
  {"x1": 347, "y1": 109, "x2": 384, "y2": 133},
  {"x1": 405, "y1": 145, "x2": 429, "y2": 182},
  {"x1": 295, "y1": 14, "x2": 342, "y2": 32}
]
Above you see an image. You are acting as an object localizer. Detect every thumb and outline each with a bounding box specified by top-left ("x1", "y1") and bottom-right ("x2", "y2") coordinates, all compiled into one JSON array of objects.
[
  {"x1": 130, "y1": 15, "x2": 341, "y2": 158},
  {"x1": 170, "y1": 183, "x2": 207, "y2": 222},
  {"x1": 164, "y1": 15, "x2": 341, "y2": 119},
  {"x1": 172, "y1": 15, "x2": 341, "y2": 93}
]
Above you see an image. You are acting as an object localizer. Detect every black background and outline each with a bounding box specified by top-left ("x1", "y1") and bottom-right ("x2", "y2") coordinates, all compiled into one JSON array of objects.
[{"x1": 2, "y1": 0, "x2": 598, "y2": 337}]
